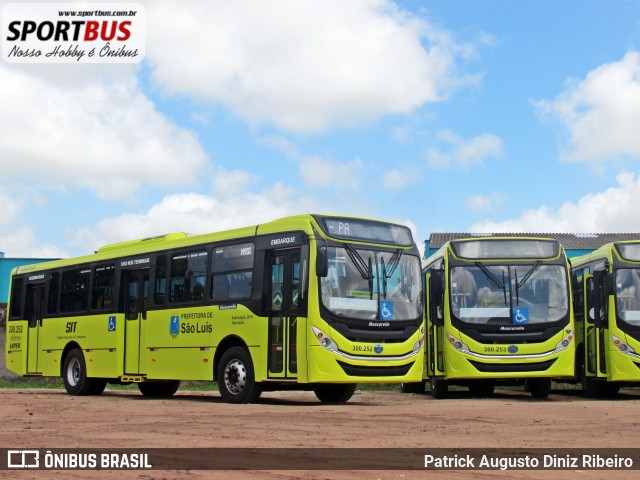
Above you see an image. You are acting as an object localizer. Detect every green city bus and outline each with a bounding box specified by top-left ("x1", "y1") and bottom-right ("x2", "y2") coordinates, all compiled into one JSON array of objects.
[
  {"x1": 5, "y1": 214, "x2": 424, "y2": 403},
  {"x1": 403, "y1": 237, "x2": 574, "y2": 399},
  {"x1": 571, "y1": 241, "x2": 640, "y2": 396}
]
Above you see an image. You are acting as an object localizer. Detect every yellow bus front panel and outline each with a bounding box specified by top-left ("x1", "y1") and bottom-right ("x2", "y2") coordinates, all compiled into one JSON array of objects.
[
  {"x1": 306, "y1": 320, "x2": 424, "y2": 383},
  {"x1": 441, "y1": 327, "x2": 575, "y2": 380}
]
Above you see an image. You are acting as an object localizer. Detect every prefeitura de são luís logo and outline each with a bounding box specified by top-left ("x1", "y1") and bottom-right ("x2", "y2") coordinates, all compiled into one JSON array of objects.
[{"x1": 2, "y1": 3, "x2": 145, "y2": 63}]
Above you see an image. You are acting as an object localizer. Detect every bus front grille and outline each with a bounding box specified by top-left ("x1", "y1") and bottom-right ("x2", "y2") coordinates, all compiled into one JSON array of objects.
[
  {"x1": 469, "y1": 359, "x2": 556, "y2": 373},
  {"x1": 337, "y1": 361, "x2": 414, "y2": 377}
]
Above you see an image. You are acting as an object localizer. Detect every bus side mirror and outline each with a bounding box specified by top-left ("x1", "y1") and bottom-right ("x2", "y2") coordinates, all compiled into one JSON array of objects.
[{"x1": 316, "y1": 247, "x2": 328, "y2": 278}]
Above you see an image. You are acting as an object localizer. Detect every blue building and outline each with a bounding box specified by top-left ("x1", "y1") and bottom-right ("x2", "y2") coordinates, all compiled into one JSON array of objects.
[
  {"x1": 0, "y1": 252, "x2": 57, "y2": 303},
  {"x1": 424, "y1": 233, "x2": 640, "y2": 260}
]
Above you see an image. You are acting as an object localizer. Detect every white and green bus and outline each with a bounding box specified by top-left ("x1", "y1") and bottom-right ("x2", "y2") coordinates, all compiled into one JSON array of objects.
[
  {"x1": 571, "y1": 241, "x2": 640, "y2": 397},
  {"x1": 403, "y1": 237, "x2": 574, "y2": 399},
  {"x1": 5, "y1": 214, "x2": 424, "y2": 403}
]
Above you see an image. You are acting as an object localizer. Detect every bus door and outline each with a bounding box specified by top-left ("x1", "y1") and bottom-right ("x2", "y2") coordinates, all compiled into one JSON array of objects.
[
  {"x1": 585, "y1": 272, "x2": 608, "y2": 378},
  {"x1": 25, "y1": 283, "x2": 46, "y2": 373},
  {"x1": 427, "y1": 270, "x2": 446, "y2": 378},
  {"x1": 123, "y1": 268, "x2": 150, "y2": 375},
  {"x1": 267, "y1": 249, "x2": 301, "y2": 379}
]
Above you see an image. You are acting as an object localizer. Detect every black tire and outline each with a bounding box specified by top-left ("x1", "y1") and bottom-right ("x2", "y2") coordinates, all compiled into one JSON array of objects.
[
  {"x1": 468, "y1": 380, "x2": 494, "y2": 398},
  {"x1": 582, "y1": 375, "x2": 602, "y2": 397},
  {"x1": 400, "y1": 381, "x2": 426, "y2": 394},
  {"x1": 430, "y1": 377, "x2": 448, "y2": 399},
  {"x1": 62, "y1": 348, "x2": 96, "y2": 396},
  {"x1": 90, "y1": 379, "x2": 108, "y2": 395},
  {"x1": 217, "y1": 347, "x2": 262, "y2": 404},
  {"x1": 138, "y1": 381, "x2": 180, "y2": 398},
  {"x1": 600, "y1": 382, "x2": 620, "y2": 398},
  {"x1": 313, "y1": 383, "x2": 357, "y2": 403},
  {"x1": 527, "y1": 378, "x2": 552, "y2": 399}
]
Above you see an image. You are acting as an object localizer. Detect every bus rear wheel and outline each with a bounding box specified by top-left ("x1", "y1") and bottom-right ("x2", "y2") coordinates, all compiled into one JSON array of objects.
[
  {"x1": 62, "y1": 348, "x2": 100, "y2": 396},
  {"x1": 217, "y1": 347, "x2": 262, "y2": 404},
  {"x1": 313, "y1": 383, "x2": 357, "y2": 403},
  {"x1": 138, "y1": 381, "x2": 180, "y2": 398}
]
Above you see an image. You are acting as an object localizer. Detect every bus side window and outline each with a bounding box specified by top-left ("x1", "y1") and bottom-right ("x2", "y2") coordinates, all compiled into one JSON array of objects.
[
  {"x1": 47, "y1": 272, "x2": 60, "y2": 315},
  {"x1": 9, "y1": 277, "x2": 24, "y2": 319},
  {"x1": 211, "y1": 243, "x2": 255, "y2": 302},
  {"x1": 169, "y1": 251, "x2": 208, "y2": 303},
  {"x1": 91, "y1": 264, "x2": 115, "y2": 311},
  {"x1": 60, "y1": 268, "x2": 90, "y2": 313},
  {"x1": 154, "y1": 255, "x2": 167, "y2": 306}
]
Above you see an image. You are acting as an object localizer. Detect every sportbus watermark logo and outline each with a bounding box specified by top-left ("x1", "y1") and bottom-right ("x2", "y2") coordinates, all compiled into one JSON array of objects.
[{"x1": 1, "y1": 3, "x2": 145, "y2": 63}]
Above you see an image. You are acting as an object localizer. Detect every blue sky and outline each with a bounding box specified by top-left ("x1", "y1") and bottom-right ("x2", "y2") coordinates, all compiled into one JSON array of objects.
[{"x1": 3, "y1": 0, "x2": 640, "y2": 259}]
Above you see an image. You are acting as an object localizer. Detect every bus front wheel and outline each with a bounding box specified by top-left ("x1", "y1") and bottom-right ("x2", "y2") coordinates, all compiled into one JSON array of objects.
[
  {"x1": 527, "y1": 378, "x2": 551, "y2": 399},
  {"x1": 313, "y1": 383, "x2": 357, "y2": 403},
  {"x1": 217, "y1": 347, "x2": 262, "y2": 404},
  {"x1": 400, "y1": 381, "x2": 426, "y2": 394},
  {"x1": 62, "y1": 348, "x2": 100, "y2": 396},
  {"x1": 430, "y1": 378, "x2": 448, "y2": 399}
]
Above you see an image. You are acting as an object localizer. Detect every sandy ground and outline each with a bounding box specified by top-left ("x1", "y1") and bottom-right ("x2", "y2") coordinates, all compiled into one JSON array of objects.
[{"x1": 1, "y1": 386, "x2": 640, "y2": 480}]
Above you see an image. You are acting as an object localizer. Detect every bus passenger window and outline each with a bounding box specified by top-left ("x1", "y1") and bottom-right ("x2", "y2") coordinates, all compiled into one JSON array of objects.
[
  {"x1": 154, "y1": 255, "x2": 167, "y2": 306},
  {"x1": 9, "y1": 278, "x2": 24, "y2": 319},
  {"x1": 169, "y1": 251, "x2": 207, "y2": 303}
]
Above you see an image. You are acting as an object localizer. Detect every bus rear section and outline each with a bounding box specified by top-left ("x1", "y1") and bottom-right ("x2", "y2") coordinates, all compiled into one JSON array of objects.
[
  {"x1": 409, "y1": 237, "x2": 574, "y2": 399},
  {"x1": 572, "y1": 241, "x2": 640, "y2": 397}
]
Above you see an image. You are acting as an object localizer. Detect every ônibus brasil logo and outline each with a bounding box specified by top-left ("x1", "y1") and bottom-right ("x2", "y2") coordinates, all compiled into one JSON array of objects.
[{"x1": 2, "y1": 3, "x2": 145, "y2": 63}]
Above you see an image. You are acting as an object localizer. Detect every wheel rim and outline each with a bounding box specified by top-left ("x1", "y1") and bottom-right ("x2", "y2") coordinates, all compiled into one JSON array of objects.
[
  {"x1": 66, "y1": 357, "x2": 81, "y2": 387},
  {"x1": 224, "y1": 359, "x2": 247, "y2": 395}
]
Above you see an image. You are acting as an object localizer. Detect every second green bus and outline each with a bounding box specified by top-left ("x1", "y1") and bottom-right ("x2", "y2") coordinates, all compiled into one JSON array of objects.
[{"x1": 403, "y1": 237, "x2": 575, "y2": 399}]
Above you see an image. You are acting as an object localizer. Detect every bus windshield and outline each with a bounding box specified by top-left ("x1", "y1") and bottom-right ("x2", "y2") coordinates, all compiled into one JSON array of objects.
[
  {"x1": 615, "y1": 268, "x2": 640, "y2": 326},
  {"x1": 449, "y1": 264, "x2": 568, "y2": 325},
  {"x1": 320, "y1": 246, "x2": 421, "y2": 321}
]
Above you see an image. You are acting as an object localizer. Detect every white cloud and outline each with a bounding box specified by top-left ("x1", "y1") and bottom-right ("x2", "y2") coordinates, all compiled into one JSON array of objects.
[
  {"x1": 0, "y1": 188, "x2": 22, "y2": 227},
  {"x1": 211, "y1": 168, "x2": 257, "y2": 197},
  {"x1": 536, "y1": 51, "x2": 640, "y2": 163},
  {"x1": 299, "y1": 156, "x2": 363, "y2": 189},
  {"x1": 0, "y1": 65, "x2": 207, "y2": 199},
  {"x1": 260, "y1": 135, "x2": 364, "y2": 190},
  {"x1": 0, "y1": 185, "x2": 69, "y2": 257},
  {"x1": 469, "y1": 172, "x2": 640, "y2": 233},
  {"x1": 70, "y1": 185, "x2": 316, "y2": 253},
  {"x1": 0, "y1": 226, "x2": 69, "y2": 258},
  {"x1": 467, "y1": 192, "x2": 508, "y2": 213},
  {"x1": 145, "y1": 0, "x2": 477, "y2": 132},
  {"x1": 425, "y1": 130, "x2": 504, "y2": 169},
  {"x1": 383, "y1": 165, "x2": 421, "y2": 190}
]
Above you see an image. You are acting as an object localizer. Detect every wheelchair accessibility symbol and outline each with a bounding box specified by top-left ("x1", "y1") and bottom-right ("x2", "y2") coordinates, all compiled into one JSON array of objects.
[
  {"x1": 108, "y1": 316, "x2": 116, "y2": 332},
  {"x1": 513, "y1": 308, "x2": 529, "y2": 325},
  {"x1": 380, "y1": 300, "x2": 394, "y2": 320}
]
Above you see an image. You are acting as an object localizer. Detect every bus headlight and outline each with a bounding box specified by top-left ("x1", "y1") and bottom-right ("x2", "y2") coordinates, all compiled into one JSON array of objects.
[
  {"x1": 612, "y1": 335, "x2": 636, "y2": 355},
  {"x1": 411, "y1": 327, "x2": 425, "y2": 353},
  {"x1": 312, "y1": 326, "x2": 338, "y2": 352},
  {"x1": 555, "y1": 328, "x2": 573, "y2": 351},
  {"x1": 446, "y1": 334, "x2": 469, "y2": 353}
]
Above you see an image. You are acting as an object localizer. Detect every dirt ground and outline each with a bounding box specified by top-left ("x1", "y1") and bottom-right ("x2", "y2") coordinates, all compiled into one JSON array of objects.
[{"x1": 1, "y1": 386, "x2": 640, "y2": 480}]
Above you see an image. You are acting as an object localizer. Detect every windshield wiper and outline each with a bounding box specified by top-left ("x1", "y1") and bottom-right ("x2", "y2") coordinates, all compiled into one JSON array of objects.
[
  {"x1": 517, "y1": 261, "x2": 541, "y2": 289},
  {"x1": 475, "y1": 262, "x2": 507, "y2": 305},
  {"x1": 382, "y1": 249, "x2": 403, "y2": 299},
  {"x1": 514, "y1": 261, "x2": 542, "y2": 306},
  {"x1": 344, "y1": 244, "x2": 374, "y2": 299}
]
